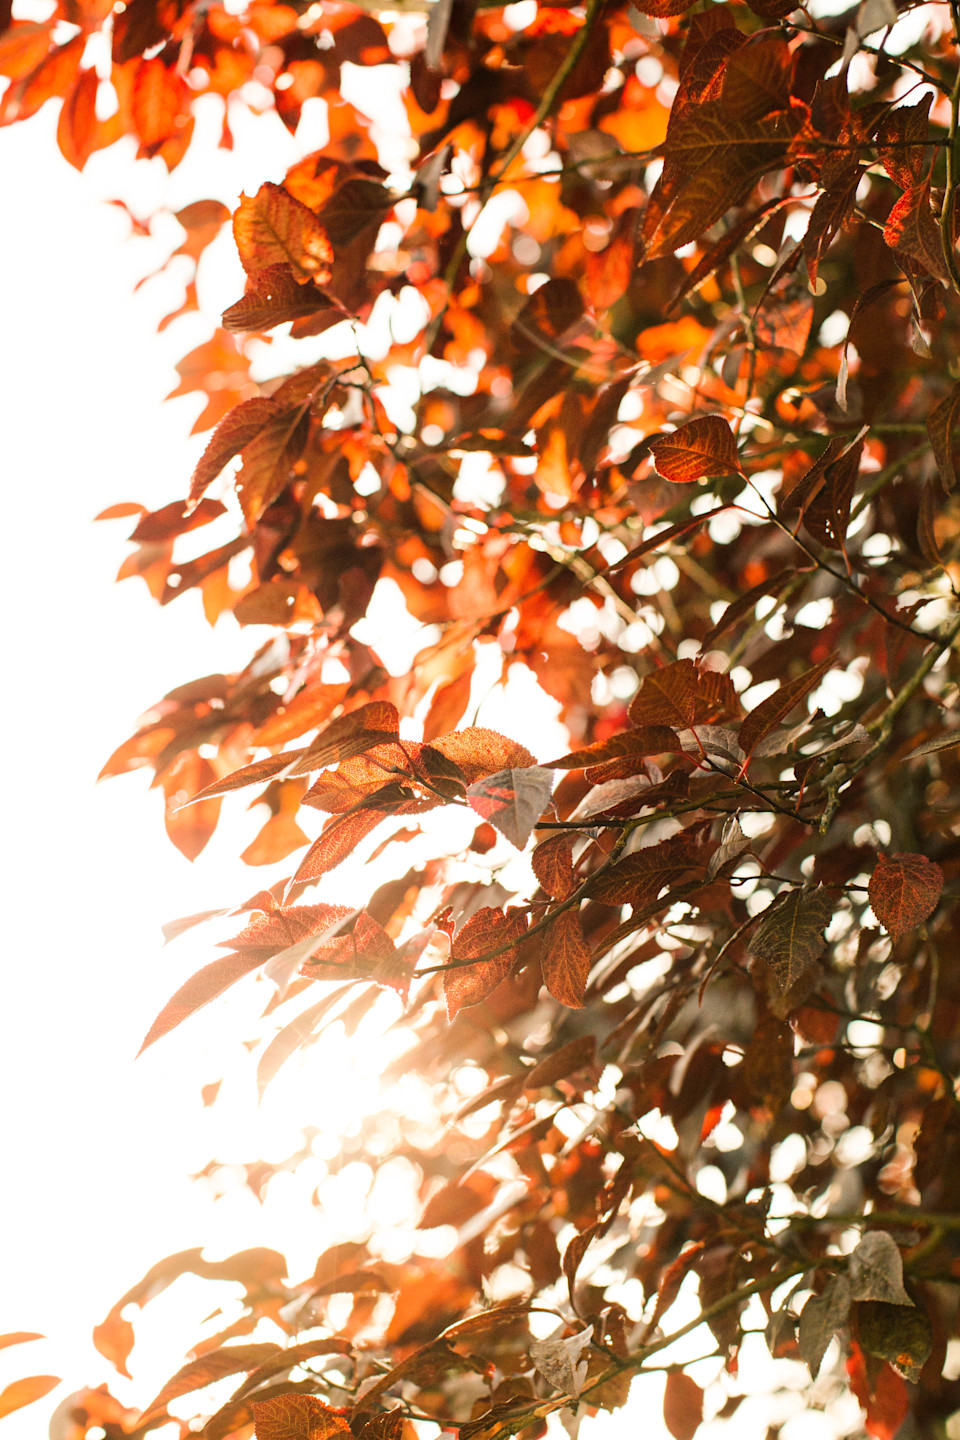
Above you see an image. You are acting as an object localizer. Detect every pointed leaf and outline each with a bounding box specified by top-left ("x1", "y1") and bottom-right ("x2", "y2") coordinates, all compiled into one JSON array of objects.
[
  {"x1": 748, "y1": 885, "x2": 833, "y2": 991},
  {"x1": 859, "y1": 1301, "x2": 932, "y2": 1382},
  {"x1": 467, "y1": 766, "x2": 555, "y2": 849},
  {"x1": 0, "y1": 1334, "x2": 43, "y2": 1351},
  {"x1": 663, "y1": 1371, "x2": 703, "y2": 1440},
  {"x1": 541, "y1": 908, "x2": 593, "y2": 1008},
  {"x1": 429, "y1": 727, "x2": 536, "y2": 783},
  {"x1": 926, "y1": 383, "x2": 960, "y2": 491},
  {"x1": 849, "y1": 1231, "x2": 913, "y2": 1306},
  {"x1": 235, "y1": 183, "x2": 333, "y2": 285},
  {"x1": 252, "y1": 1393, "x2": 351, "y2": 1440},
  {"x1": 544, "y1": 727, "x2": 681, "y2": 769},
  {"x1": 531, "y1": 832, "x2": 577, "y2": 900},
  {"x1": 648, "y1": 415, "x2": 743, "y2": 484},
  {"x1": 798, "y1": 1274, "x2": 851, "y2": 1377},
  {"x1": 189, "y1": 397, "x2": 285, "y2": 504},
  {"x1": 883, "y1": 180, "x2": 948, "y2": 284},
  {"x1": 141, "y1": 1344, "x2": 282, "y2": 1423},
  {"x1": 868, "y1": 853, "x2": 943, "y2": 940},
  {"x1": 738, "y1": 659, "x2": 832, "y2": 760},
  {"x1": 444, "y1": 907, "x2": 528, "y2": 1019},
  {"x1": 0, "y1": 1376, "x2": 61, "y2": 1419},
  {"x1": 139, "y1": 952, "x2": 264, "y2": 1053},
  {"x1": 223, "y1": 265, "x2": 337, "y2": 334},
  {"x1": 288, "y1": 702, "x2": 400, "y2": 775},
  {"x1": 588, "y1": 834, "x2": 706, "y2": 907}
]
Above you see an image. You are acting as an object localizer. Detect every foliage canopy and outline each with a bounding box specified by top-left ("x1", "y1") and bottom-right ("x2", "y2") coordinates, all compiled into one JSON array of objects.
[{"x1": 6, "y1": 0, "x2": 960, "y2": 1434}]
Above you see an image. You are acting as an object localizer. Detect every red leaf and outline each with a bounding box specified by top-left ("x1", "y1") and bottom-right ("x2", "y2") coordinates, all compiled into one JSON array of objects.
[
  {"x1": 467, "y1": 766, "x2": 555, "y2": 848},
  {"x1": 132, "y1": 57, "x2": 186, "y2": 149},
  {"x1": 291, "y1": 809, "x2": 386, "y2": 885},
  {"x1": 541, "y1": 908, "x2": 593, "y2": 1008},
  {"x1": 252, "y1": 1393, "x2": 351, "y2": 1440},
  {"x1": 847, "y1": 1346, "x2": 909, "y2": 1440},
  {"x1": 738, "y1": 659, "x2": 832, "y2": 761},
  {"x1": 629, "y1": 659, "x2": 737, "y2": 730},
  {"x1": 234, "y1": 182, "x2": 334, "y2": 285},
  {"x1": 443, "y1": 907, "x2": 528, "y2": 1019},
  {"x1": 883, "y1": 181, "x2": 948, "y2": 284},
  {"x1": 648, "y1": 415, "x2": 743, "y2": 484},
  {"x1": 868, "y1": 853, "x2": 943, "y2": 939},
  {"x1": 663, "y1": 1371, "x2": 704, "y2": 1440}
]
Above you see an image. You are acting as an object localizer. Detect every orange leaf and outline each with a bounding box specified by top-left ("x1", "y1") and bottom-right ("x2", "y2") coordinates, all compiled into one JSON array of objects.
[
  {"x1": 252, "y1": 1393, "x2": 351, "y2": 1440},
  {"x1": 883, "y1": 181, "x2": 948, "y2": 284},
  {"x1": 0, "y1": 1375, "x2": 61, "y2": 1420},
  {"x1": 234, "y1": 182, "x2": 334, "y2": 285},
  {"x1": 132, "y1": 56, "x2": 185, "y2": 149},
  {"x1": 648, "y1": 416, "x2": 743, "y2": 484},
  {"x1": 291, "y1": 809, "x2": 387, "y2": 885},
  {"x1": 444, "y1": 907, "x2": 528, "y2": 1019},
  {"x1": 868, "y1": 853, "x2": 943, "y2": 940},
  {"x1": 541, "y1": 908, "x2": 593, "y2": 1008},
  {"x1": 0, "y1": 1334, "x2": 43, "y2": 1351}
]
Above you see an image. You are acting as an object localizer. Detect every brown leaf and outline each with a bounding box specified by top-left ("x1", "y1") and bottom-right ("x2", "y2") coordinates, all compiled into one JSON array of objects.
[
  {"x1": 288, "y1": 702, "x2": 400, "y2": 775},
  {"x1": 429, "y1": 727, "x2": 536, "y2": 782},
  {"x1": 738, "y1": 659, "x2": 832, "y2": 760},
  {"x1": 141, "y1": 1344, "x2": 282, "y2": 1422},
  {"x1": 138, "y1": 952, "x2": 265, "y2": 1054},
  {"x1": 541, "y1": 908, "x2": 593, "y2": 1008},
  {"x1": 189, "y1": 397, "x2": 287, "y2": 504},
  {"x1": 926, "y1": 383, "x2": 960, "y2": 491},
  {"x1": 235, "y1": 406, "x2": 310, "y2": 523},
  {"x1": 648, "y1": 416, "x2": 743, "y2": 484},
  {"x1": 748, "y1": 885, "x2": 833, "y2": 991},
  {"x1": 234, "y1": 182, "x2": 334, "y2": 284},
  {"x1": 868, "y1": 853, "x2": 943, "y2": 939},
  {"x1": 252, "y1": 1393, "x2": 351, "y2": 1440},
  {"x1": 0, "y1": 1376, "x2": 61, "y2": 1420},
  {"x1": 663, "y1": 1371, "x2": 703, "y2": 1440},
  {"x1": 531, "y1": 832, "x2": 576, "y2": 900},
  {"x1": 544, "y1": 727, "x2": 681, "y2": 769},
  {"x1": 223, "y1": 265, "x2": 338, "y2": 334},
  {"x1": 444, "y1": 907, "x2": 528, "y2": 1019},
  {"x1": 588, "y1": 834, "x2": 706, "y2": 907}
]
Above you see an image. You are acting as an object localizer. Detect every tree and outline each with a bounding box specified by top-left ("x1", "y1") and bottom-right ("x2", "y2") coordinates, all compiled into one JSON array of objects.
[{"x1": 4, "y1": 0, "x2": 960, "y2": 1434}]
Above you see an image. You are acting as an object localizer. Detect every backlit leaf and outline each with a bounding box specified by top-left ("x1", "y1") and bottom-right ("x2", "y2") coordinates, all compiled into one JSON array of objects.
[
  {"x1": 544, "y1": 727, "x2": 681, "y2": 768},
  {"x1": 663, "y1": 1371, "x2": 703, "y2": 1440},
  {"x1": 252, "y1": 1393, "x2": 351, "y2": 1440},
  {"x1": 883, "y1": 181, "x2": 948, "y2": 284},
  {"x1": 189, "y1": 397, "x2": 286, "y2": 504},
  {"x1": 288, "y1": 702, "x2": 401, "y2": 775},
  {"x1": 234, "y1": 182, "x2": 333, "y2": 285},
  {"x1": 868, "y1": 853, "x2": 943, "y2": 939},
  {"x1": 467, "y1": 766, "x2": 555, "y2": 849},
  {"x1": 138, "y1": 952, "x2": 265, "y2": 1054},
  {"x1": 748, "y1": 885, "x2": 833, "y2": 991},
  {"x1": 926, "y1": 383, "x2": 960, "y2": 491},
  {"x1": 541, "y1": 908, "x2": 593, "y2": 1008},
  {"x1": 141, "y1": 1344, "x2": 282, "y2": 1422},
  {"x1": 223, "y1": 265, "x2": 338, "y2": 334},
  {"x1": 531, "y1": 832, "x2": 576, "y2": 899},
  {"x1": 648, "y1": 416, "x2": 743, "y2": 484},
  {"x1": 849, "y1": 1231, "x2": 913, "y2": 1306},
  {"x1": 444, "y1": 907, "x2": 528, "y2": 1019},
  {"x1": 798, "y1": 1274, "x2": 851, "y2": 1377},
  {"x1": 738, "y1": 659, "x2": 832, "y2": 760},
  {"x1": 0, "y1": 1376, "x2": 61, "y2": 1419},
  {"x1": 430, "y1": 728, "x2": 536, "y2": 783}
]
